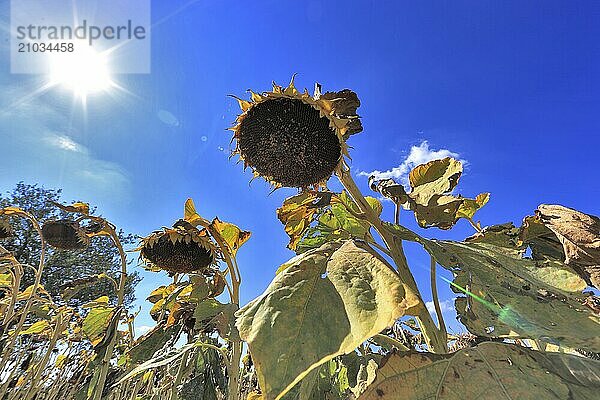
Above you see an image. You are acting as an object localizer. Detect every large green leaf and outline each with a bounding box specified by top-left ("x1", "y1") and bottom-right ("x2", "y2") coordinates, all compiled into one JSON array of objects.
[
  {"x1": 425, "y1": 240, "x2": 598, "y2": 350},
  {"x1": 236, "y1": 240, "x2": 419, "y2": 400},
  {"x1": 359, "y1": 342, "x2": 600, "y2": 399},
  {"x1": 385, "y1": 223, "x2": 599, "y2": 351}
]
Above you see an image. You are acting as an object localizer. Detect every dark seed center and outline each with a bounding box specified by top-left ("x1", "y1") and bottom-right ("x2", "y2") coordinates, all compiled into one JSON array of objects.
[
  {"x1": 237, "y1": 97, "x2": 341, "y2": 187},
  {"x1": 142, "y1": 236, "x2": 213, "y2": 273}
]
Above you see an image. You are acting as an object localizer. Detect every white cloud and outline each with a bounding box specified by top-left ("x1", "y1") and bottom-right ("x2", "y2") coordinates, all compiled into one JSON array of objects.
[
  {"x1": 358, "y1": 141, "x2": 464, "y2": 186},
  {"x1": 426, "y1": 299, "x2": 455, "y2": 315}
]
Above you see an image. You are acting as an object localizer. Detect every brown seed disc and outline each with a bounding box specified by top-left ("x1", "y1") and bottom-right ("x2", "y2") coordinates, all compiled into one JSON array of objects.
[
  {"x1": 41, "y1": 220, "x2": 87, "y2": 250},
  {"x1": 141, "y1": 235, "x2": 213, "y2": 274},
  {"x1": 237, "y1": 97, "x2": 342, "y2": 187}
]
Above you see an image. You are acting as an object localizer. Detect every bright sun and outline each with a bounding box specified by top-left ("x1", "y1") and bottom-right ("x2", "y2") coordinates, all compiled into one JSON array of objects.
[{"x1": 49, "y1": 44, "x2": 113, "y2": 97}]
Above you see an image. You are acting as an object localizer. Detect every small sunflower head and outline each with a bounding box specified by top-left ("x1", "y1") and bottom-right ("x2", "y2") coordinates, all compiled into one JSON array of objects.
[
  {"x1": 0, "y1": 218, "x2": 13, "y2": 239},
  {"x1": 230, "y1": 77, "x2": 362, "y2": 189},
  {"x1": 41, "y1": 220, "x2": 90, "y2": 250},
  {"x1": 139, "y1": 220, "x2": 218, "y2": 275}
]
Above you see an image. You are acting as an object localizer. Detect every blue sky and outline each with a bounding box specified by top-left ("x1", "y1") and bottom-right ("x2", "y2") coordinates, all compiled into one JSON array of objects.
[{"x1": 1, "y1": 0, "x2": 599, "y2": 335}]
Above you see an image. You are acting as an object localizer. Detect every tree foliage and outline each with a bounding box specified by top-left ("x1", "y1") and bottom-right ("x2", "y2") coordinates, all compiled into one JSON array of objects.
[{"x1": 0, "y1": 182, "x2": 140, "y2": 306}]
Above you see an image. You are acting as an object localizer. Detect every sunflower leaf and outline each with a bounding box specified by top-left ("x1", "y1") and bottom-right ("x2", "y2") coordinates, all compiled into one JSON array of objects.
[
  {"x1": 236, "y1": 240, "x2": 419, "y2": 400},
  {"x1": 359, "y1": 342, "x2": 600, "y2": 399}
]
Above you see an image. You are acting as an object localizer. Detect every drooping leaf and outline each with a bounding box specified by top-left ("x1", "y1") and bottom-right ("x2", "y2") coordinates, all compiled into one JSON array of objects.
[
  {"x1": 368, "y1": 177, "x2": 409, "y2": 204},
  {"x1": 519, "y1": 215, "x2": 565, "y2": 260},
  {"x1": 465, "y1": 222, "x2": 521, "y2": 249},
  {"x1": 127, "y1": 324, "x2": 178, "y2": 364},
  {"x1": 372, "y1": 158, "x2": 489, "y2": 230},
  {"x1": 51, "y1": 201, "x2": 90, "y2": 215},
  {"x1": 359, "y1": 342, "x2": 600, "y2": 399},
  {"x1": 536, "y1": 204, "x2": 600, "y2": 288},
  {"x1": 426, "y1": 240, "x2": 597, "y2": 351},
  {"x1": 236, "y1": 240, "x2": 419, "y2": 400},
  {"x1": 408, "y1": 157, "x2": 462, "y2": 205},
  {"x1": 210, "y1": 217, "x2": 251, "y2": 256},
  {"x1": 184, "y1": 198, "x2": 209, "y2": 227},
  {"x1": 83, "y1": 305, "x2": 116, "y2": 346},
  {"x1": 296, "y1": 192, "x2": 381, "y2": 253},
  {"x1": 277, "y1": 192, "x2": 332, "y2": 250},
  {"x1": 18, "y1": 320, "x2": 51, "y2": 336},
  {"x1": 456, "y1": 192, "x2": 490, "y2": 220},
  {"x1": 385, "y1": 223, "x2": 599, "y2": 350}
]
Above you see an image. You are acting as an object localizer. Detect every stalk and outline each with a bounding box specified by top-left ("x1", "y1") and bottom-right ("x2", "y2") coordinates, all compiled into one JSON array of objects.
[
  {"x1": 91, "y1": 223, "x2": 128, "y2": 400},
  {"x1": 336, "y1": 165, "x2": 448, "y2": 353},
  {"x1": 429, "y1": 256, "x2": 448, "y2": 352},
  {"x1": 0, "y1": 211, "x2": 48, "y2": 368}
]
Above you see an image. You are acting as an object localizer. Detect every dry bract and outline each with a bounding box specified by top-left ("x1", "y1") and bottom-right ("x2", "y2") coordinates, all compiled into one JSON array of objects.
[
  {"x1": 41, "y1": 219, "x2": 90, "y2": 250},
  {"x1": 230, "y1": 77, "x2": 361, "y2": 189},
  {"x1": 139, "y1": 220, "x2": 218, "y2": 274}
]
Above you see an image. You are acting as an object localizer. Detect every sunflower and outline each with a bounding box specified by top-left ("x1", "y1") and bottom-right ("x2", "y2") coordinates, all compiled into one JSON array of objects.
[
  {"x1": 0, "y1": 218, "x2": 13, "y2": 239},
  {"x1": 139, "y1": 220, "x2": 218, "y2": 275},
  {"x1": 230, "y1": 77, "x2": 362, "y2": 188},
  {"x1": 41, "y1": 220, "x2": 90, "y2": 250}
]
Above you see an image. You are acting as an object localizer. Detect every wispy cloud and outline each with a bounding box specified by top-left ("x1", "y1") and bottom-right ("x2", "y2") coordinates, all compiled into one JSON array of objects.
[
  {"x1": 358, "y1": 140, "x2": 464, "y2": 186},
  {"x1": 43, "y1": 133, "x2": 89, "y2": 154},
  {"x1": 0, "y1": 84, "x2": 130, "y2": 204}
]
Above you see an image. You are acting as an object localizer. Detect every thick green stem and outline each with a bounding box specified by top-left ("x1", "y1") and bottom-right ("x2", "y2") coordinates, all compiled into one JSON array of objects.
[{"x1": 336, "y1": 166, "x2": 448, "y2": 353}]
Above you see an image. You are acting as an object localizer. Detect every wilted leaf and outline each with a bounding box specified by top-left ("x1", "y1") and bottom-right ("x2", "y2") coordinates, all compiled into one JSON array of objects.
[
  {"x1": 359, "y1": 342, "x2": 600, "y2": 399},
  {"x1": 83, "y1": 305, "x2": 116, "y2": 346},
  {"x1": 277, "y1": 192, "x2": 332, "y2": 250},
  {"x1": 236, "y1": 240, "x2": 419, "y2": 400},
  {"x1": 456, "y1": 192, "x2": 490, "y2": 220},
  {"x1": 296, "y1": 192, "x2": 381, "y2": 253},
  {"x1": 368, "y1": 177, "x2": 409, "y2": 204},
  {"x1": 51, "y1": 201, "x2": 90, "y2": 215},
  {"x1": 520, "y1": 215, "x2": 565, "y2": 261},
  {"x1": 184, "y1": 198, "x2": 209, "y2": 227},
  {"x1": 211, "y1": 217, "x2": 251, "y2": 256},
  {"x1": 536, "y1": 204, "x2": 600, "y2": 288},
  {"x1": 19, "y1": 320, "x2": 51, "y2": 336},
  {"x1": 376, "y1": 158, "x2": 489, "y2": 230},
  {"x1": 0, "y1": 273, "x2": 13, "y2": 288},
  {"x1": 466, "y1": 222, "x2": 521, "y2": 249},
  {"x1": 127, "y1": 324, "x2": 178, "y2": 364},
  {"x1": 408, "y1": 157, "x2": 462, "y2": 205},
  {"x1": 427, "y1": 241, "x2": 598, "y2": 351}
]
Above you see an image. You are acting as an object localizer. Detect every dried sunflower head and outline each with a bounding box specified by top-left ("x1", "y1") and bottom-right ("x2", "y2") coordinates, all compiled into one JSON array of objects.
[
  {"x1": 0, "y1": 218, "x2": 13, "y2": 239},
  {"x1": 41, "y1": 219, "x2": 90, "y2": 250},
  {"x1": 230, "y1": 77, "x2": 362, "y2": 189},
  {"x1": 139, "y1": 220, "x2": 218, "y2": 275}
]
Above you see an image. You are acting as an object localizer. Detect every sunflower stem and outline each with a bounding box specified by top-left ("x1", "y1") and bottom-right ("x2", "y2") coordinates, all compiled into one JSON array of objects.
[
  {"x1": 91, "y1": 219, "x2": 129, "y2": 400},
  {"x1": 336, "y1": 165, "x2": 448, "y2": 354}
]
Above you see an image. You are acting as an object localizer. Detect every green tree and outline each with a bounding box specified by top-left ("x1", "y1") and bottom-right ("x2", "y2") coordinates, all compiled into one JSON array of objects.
[{"x1": 0, "y1": 182, "x2": 140, "y2": 307}]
